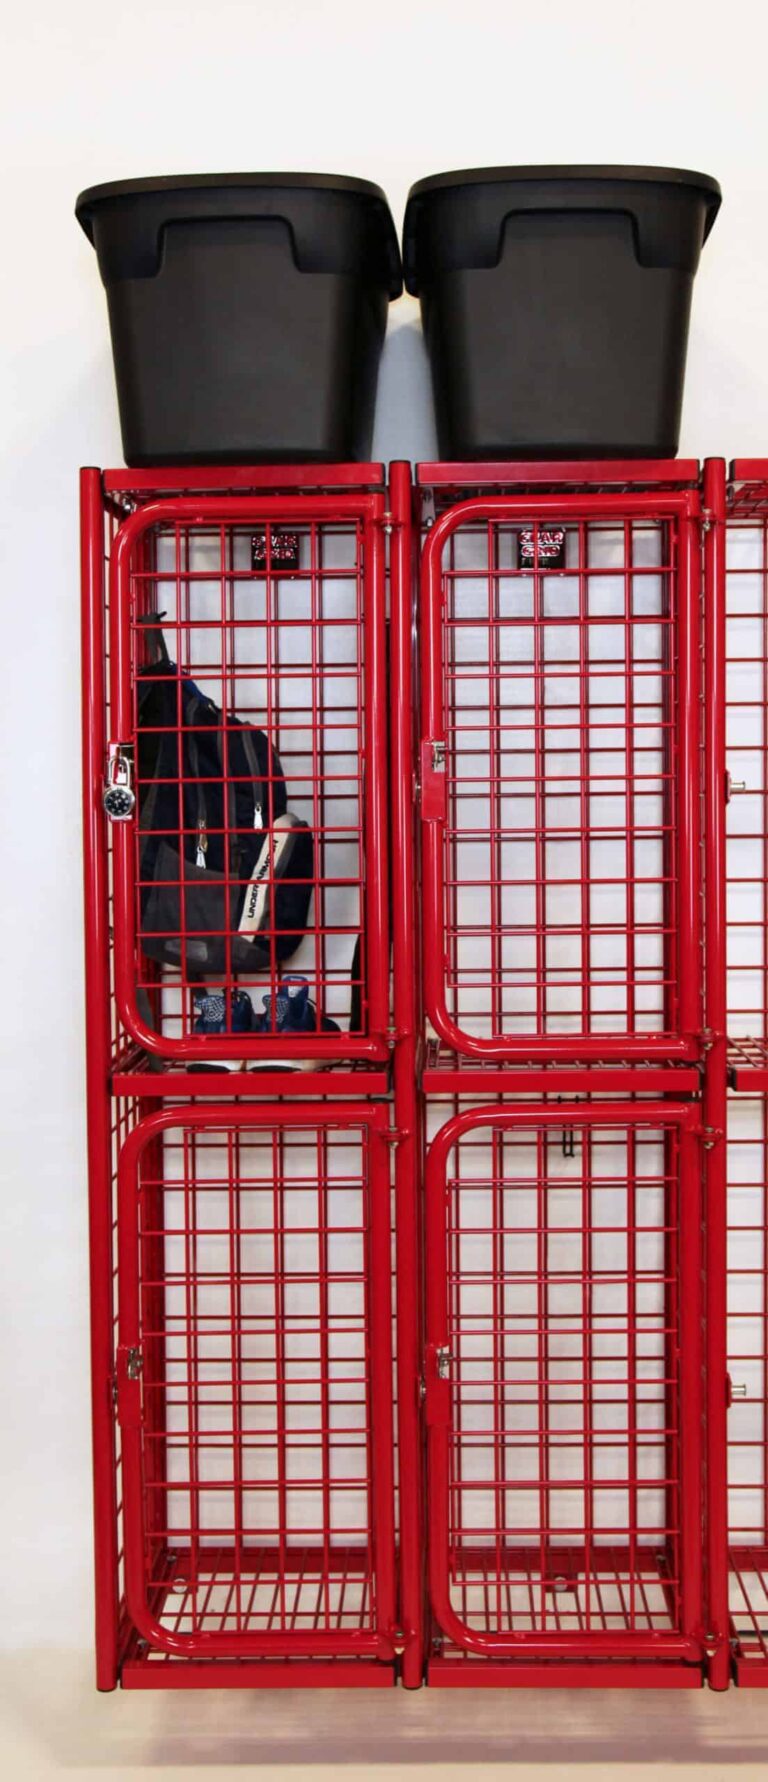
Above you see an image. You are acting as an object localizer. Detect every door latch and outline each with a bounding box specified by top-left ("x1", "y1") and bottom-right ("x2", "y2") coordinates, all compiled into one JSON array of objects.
[
  {"x1": 115, "y1": 1344, "x2": 143, "y2": 1428},
  {"x1": 420, "y1": 739, "x2": 447, "y2": 820}
]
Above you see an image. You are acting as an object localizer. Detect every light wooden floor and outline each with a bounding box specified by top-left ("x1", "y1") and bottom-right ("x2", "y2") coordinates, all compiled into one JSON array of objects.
[{"x1": 1, "y1": 1652, "x2": 767, "y2": 1780}]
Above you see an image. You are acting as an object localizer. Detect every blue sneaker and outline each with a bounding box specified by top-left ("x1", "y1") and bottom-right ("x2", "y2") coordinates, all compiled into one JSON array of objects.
[
  {"x1": 188, "y1": 987, "x2": 255, "y2": 1072},
  {"x1": 252, "y1": 975, "x2": 340, "y2": 1070},
  {"x1": 193, "y1": 988, "x2": 255, "y2": 1034}
]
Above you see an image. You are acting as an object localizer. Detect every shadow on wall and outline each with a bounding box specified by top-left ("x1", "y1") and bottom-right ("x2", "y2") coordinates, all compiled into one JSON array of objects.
[{"x1": 372, "y1": 301, "x2": 437, "y2": 466}]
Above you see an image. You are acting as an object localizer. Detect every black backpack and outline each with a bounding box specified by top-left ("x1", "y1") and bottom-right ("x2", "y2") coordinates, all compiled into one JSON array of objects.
[{"x1": 136, "y1": 618, "x2": 313, "y2": 976}]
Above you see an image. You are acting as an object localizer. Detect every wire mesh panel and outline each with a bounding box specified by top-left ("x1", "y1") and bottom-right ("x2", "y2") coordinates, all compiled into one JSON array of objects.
[
  {"x1": 722, "y1": 468, "x2": 768, "y2": 1681},
  {"x1": 116, "y1": 1102, "x2": 396, "y2": 1664},
  {"x1": 107, "y1": 491, "x2": 388, "y2": 1066},
  {"x1": 419, "y1": 492, "x2": 702, "y2": 1063},
  {"x1": 424, "y1": 1102, "x2": 705, "y2": 1677},
  {"x1": 726, "y1": 1089, "x2": 768, "y2": 1680},
  {"x1": 725, "y1": 471, "x2": 768, "y2": 1088}
]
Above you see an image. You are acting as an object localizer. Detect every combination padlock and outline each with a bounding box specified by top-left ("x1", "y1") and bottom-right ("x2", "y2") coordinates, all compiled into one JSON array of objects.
[{"x1": 103, "y1": 742, "x2": 135, "y2": 820}]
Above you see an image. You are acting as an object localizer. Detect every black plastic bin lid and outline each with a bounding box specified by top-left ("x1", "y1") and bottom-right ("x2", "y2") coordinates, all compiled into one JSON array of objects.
[
  {"x1": 76, "y1": 171, "x2": 403, "y2": 298},
  {"x1": 403, "y1": 163, "x2": 722, "y2": 291}
]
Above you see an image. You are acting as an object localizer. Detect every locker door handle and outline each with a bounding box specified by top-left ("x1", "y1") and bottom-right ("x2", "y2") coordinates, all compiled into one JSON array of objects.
[
  {"x1": 115, "y1": 1344, "x2": 143, "y2": 1429},
  {"x1": 424, "y1": 1343, "x2": 452, "y2": 1426},
  {"x1": 421, "y1": 740, "x2": 447, "y2": 821}
]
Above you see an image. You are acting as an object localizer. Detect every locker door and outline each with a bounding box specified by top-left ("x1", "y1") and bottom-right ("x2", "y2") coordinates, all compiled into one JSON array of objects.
[
  {"x1": 424, "y1": 1103, "x2": 706, "y2": 1670},
  {"x1": 116, "y1": 1103, "x2": 397, "y2": 1662},
  {"x1": 106, "y1": 492, "x2": 389, "y2": 1065},
  {"x1": 419, "y1": 492, "x2": 702, "y2": 1063}
]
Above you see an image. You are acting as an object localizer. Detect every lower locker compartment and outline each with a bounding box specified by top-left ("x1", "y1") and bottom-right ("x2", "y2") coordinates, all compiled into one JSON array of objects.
[
  {"x1": 423, "y1": 1099, "x2": 707, "y2": 1686},
  {"x1": 113, "y1": 1101, "x2": 398, "y2": 1685},
  {"x1": 726, "y1": 1091, "x2": 768, "y2": 1684}
]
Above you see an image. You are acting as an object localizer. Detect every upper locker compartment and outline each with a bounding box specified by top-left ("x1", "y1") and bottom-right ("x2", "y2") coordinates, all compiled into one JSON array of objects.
[
  {"x1": 104, "y1": 482, "x2": 389, "y2": 1073},
  {"x1": 724, "y1": 463, "x2": 768, "y2": 1090},
  {"x1": 417, "y1": 469, "x2": 705, "y2": 1067}
]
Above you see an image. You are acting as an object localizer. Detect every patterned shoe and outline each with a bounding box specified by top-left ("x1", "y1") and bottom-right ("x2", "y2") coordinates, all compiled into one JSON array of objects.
[{"x1": 251, "y1": 975, "x2": 340, "y2": 1070}]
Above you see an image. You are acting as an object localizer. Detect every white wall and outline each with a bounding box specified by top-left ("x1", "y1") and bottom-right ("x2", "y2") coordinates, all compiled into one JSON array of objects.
[{"x1": 2, "y1": 0, "x2": 768, "y2": 1650}]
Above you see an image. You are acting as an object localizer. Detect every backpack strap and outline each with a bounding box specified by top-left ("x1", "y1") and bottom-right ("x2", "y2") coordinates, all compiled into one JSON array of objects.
[
  {"x1": 239, "y1": 725, "x2": 267, "y2": 829},
  {"x1": 185, "y1": 711, "x2": 209, "y2": 842},
  {"x1": 137, "y1": 610, "x2": 172, "y2": 668}
]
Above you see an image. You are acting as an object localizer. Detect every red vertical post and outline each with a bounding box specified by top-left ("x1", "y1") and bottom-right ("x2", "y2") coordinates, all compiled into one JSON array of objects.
[
  {"x1": 703, "y1": 457, "x2": 731, "y2": 1690},
  {"x1": 389, "y1": 460, "x2": 425, "y2": 1687},
  {"x1": 675, "y1": 502, "x2": 704, "y2": 1044},
  {"x1": 80, "y1": 468, "x2": 120, "y2": 1690},
  {"x1": 363, "y1": 502, "x2": 390, "y2": 1048}
]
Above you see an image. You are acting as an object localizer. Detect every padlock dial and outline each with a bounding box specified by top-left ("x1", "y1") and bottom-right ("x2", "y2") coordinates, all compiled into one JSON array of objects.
[{"x1": 103, "y1": 785, "x2": 135, "y2": 819}]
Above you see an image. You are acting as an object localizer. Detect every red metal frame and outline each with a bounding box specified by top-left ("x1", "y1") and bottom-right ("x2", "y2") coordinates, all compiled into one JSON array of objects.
[
  {"x1": 424, "y1": 1101, "x2": 707, "y2": 1683},
  {"x1": 421, "y1": 1050, "x2": 701, "y2": 1097},
  {"x1": 418, "y1": 461, "x2": 701, "y2": 491},
  {"x1": 104, "y1": 465, "x2": 387, "y2": 495},
  {"x1": 702, "y1": 458, "x2": 731, "y2": 1690},
  {"x1": 81, "y1": 467, "x2": 122, "y2": 1689},
  {"x1": 116, "y1": 1100, "x2": 397, "y2": 1666},
  {"x1": 389, "y1": 462, "x2": 426, "y2": 1686},
  {"x1": 106, "y1": 491, "x2": 389, "y2": 1066},
  {"x1": 418, "y1": 485, "x2": 703, "y2": 1065}
]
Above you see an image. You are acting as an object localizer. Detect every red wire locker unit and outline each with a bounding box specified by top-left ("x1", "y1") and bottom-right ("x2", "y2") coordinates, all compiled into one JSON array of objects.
[
  {"x1": 416, "y1": 460, "x2": 706, "y2": 1084},
  {"x1": 412, "y1": 460, "x2": 727, "y2": 1690},
  {"x1": 80, "y1": 463, "x2": 424, "y2": 1689}
]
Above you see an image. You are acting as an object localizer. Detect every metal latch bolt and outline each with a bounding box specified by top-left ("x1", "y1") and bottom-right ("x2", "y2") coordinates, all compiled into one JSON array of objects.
[
  {"x1": 725, "y1": 772, "x2": 747, "y2": 803},
  {"x1": 431, "y1": 741, "x2": 446, "y2": 772},
  {"x1": 103, "y1": 742, "x2": 135, "y2": 820},
  {"x1": 126, "y1": 1346, "x2": 143, "y2": 1380},
  {"x1": 435, "y1": 1344, "x2": 451, "y2": 1379}
]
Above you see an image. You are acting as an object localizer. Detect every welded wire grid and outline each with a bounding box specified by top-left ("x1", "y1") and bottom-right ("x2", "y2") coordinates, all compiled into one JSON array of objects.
[
  {"x1": 727, "y1": 1093, "x2": 768, "y2": 1665},
  {"x1": 437, "y1": 516, "x2": 679, "y2": 1045},
  {"x1": 130, "y1": 1120, "x2": 382, "y2": 1643},
  {"x1": 435, "y1": 1113, "x2": 685, "y2": 1645},
  {"x1": 126, "y1": 518, "x2": 369, "y2": 1045},
  {"x1": 725, "y1": 491, "x2": 768, "y2": 1068}
]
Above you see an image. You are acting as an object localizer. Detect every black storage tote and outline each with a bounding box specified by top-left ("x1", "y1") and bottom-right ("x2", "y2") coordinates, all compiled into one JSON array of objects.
[
  {"x1": 76, "y1": 172, "x2": 403, "y2": 466},
  {"x1": 403, "y1": 164, "x2": 721, "y2": 459}
]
